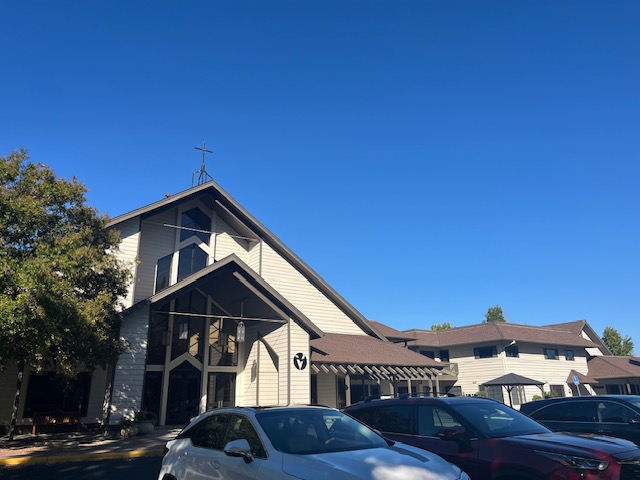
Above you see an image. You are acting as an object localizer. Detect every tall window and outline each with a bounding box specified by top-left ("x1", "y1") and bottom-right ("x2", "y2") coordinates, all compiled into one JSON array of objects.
[
  {"x1": 419, "y1": 350, "x2": 435, "y2": 359},
  {"x1": 177, "y1": 244, "x2": 208, "y2": 281},
  {"x1": 439, "y1": 350, "x2": 450, "y2": 362},
  {"x1": 180, "y1": 207, "x2": 211, "y2": 244},
  {"x1": 565, "y1": 349, "x2": 575, "y2": 361},
  {"x1": 155, "y1": 253, "x2": 173, "y2": 293}
]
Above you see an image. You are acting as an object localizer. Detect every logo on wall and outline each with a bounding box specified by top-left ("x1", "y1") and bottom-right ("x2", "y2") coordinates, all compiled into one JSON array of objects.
[{"x1": 293, "y1": 353, "x2": 307, "y2": 371}]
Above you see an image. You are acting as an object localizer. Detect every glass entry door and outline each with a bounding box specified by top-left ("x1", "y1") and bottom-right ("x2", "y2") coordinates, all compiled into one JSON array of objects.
[
  {"x1": 166, "y1": 362, "x2": 201, "y2": 425},
  {"x1": 206, "y1": 373, "x2": 236, "y2": 410}
]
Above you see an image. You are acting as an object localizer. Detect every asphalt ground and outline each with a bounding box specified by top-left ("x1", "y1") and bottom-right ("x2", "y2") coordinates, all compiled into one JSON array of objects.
[{"x1": 0, "y1": 427, "x2": 181, "y2": 467}]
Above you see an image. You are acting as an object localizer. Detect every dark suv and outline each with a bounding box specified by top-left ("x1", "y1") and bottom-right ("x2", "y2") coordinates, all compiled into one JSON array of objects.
[
  {"x1": 343, "y1": 395, "x2": 640, "y2": 480},
  {"x1": 520, "y1": 395, "x2": 640, "y2": 446}
]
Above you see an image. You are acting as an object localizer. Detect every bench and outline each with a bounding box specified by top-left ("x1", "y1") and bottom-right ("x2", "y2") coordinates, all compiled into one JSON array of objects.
[{"x1": 31, "y1": 410, "x2": 82, "y2": 434}]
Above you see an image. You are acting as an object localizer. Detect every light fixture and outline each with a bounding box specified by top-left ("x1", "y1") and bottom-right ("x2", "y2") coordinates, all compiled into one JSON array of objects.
[
  {"x1": 179, "y1": 320, "x2": 189, "y2": 340},
  {"x1": 237, "y1": 321, "x2": 246, "y2": 343}
]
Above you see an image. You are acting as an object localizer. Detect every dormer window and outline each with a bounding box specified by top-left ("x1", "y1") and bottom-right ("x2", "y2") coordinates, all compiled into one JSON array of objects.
[{"x1": 180, "y1": 207, "x2": 211, "y2": 244}]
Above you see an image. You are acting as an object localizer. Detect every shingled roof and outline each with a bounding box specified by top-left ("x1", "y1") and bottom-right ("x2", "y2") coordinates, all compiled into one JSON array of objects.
[
  {"x1": 405, "y1": 322, "x2": 598, "y2": 348},
  {"x1": 587, "y1": 356, "x2": 640, "y2": 380},
  {"x1": 369, "y1": 321, "x2": 417, "y2": 342},
  {"x1": 310, "y1": 333, "x2": 440, "y2": 367}
]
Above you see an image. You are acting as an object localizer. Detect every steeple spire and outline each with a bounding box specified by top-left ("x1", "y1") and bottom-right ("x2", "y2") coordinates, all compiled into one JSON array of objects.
[{"x1": 192, "y1": 141, "x2": 213, "y2": 186}]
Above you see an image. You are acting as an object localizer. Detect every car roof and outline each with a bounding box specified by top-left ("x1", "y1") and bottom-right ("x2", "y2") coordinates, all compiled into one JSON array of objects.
[{"x1": 345, "y1": 395, "x2": 502, "y2": 408}]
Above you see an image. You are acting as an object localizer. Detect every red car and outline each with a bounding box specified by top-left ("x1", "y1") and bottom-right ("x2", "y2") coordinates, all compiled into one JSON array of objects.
[{"x1": 343, "y1": 395, "x2": 640, "y2": 480}]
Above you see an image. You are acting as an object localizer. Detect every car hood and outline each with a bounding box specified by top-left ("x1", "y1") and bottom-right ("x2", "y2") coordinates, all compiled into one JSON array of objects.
[
  {"x1": 503, "y1": 432, "x2": 640, "y2": 458},
  {"x1": 282, "y1": 443, "x2": 466, "y2": 480}
]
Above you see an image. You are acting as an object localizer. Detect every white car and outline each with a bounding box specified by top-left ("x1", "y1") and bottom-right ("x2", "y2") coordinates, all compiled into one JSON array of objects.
[{"x1": 158, "y1": 405, "x2": 470, "y2": 480}]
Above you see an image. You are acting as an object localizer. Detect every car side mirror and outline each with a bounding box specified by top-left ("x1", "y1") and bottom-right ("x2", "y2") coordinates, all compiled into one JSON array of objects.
[
  {"x1": 224, "y1": 439, "x2": 254, "y2": 464},
  {"x1": 438, "y1": 428, "x2": 472, "y2": 452}
]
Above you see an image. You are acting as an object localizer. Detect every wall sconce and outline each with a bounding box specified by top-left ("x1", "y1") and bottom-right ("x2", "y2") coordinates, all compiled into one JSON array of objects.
[
  {"x1": 237, "y1": 321, "x2": 246, "y2": 343},
  {"x1": 179, "y1": 320, "x2": 188, "y2": 340}
]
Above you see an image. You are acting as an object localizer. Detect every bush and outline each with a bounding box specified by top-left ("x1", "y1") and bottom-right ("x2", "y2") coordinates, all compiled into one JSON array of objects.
[{"x1": 134, "y1": 410, "x2": 158, "y2": 426}]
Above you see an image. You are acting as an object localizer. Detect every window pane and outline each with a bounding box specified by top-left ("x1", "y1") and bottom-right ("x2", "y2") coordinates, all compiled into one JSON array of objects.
[
  {"x1": 505, "y1": 345, "x2": 519, "y2": 357},
  {"x1": 223, "y1": 415, "x2": 266, "y2": 458},
  {"x1": 373, "y1": 406, "x2": 415, "y2": 434},
  {"x1": 177, "y1": 244, "x2": 208, "y2": 281},
  {"x1": 191, "y1": 414, "x2": 228, "y2": 450},
  {"x1": 24, "y1": 373, "x2": 91, "y2": 417},
  {"x1": 533, "y1": 401, "x2": 596, "y2": 422},
  {"x1": 180, "y1": 208, "x2": 211, "y2": 244},
  {"x1": 155, "y1": 254, "x2": 172, "y2": 293},
  {"x1": 474, "y1": 346, "x2": 497, "y2": 358}
]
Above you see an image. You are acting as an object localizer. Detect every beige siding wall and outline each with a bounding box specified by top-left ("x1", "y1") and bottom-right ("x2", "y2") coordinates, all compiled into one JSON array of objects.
[
  {"x1": 316, "y1": 372, "x2": 337, "y2": 408},
  {"x1": 109, "y1": 305, "x2": 150, "y2": 424},
  {"x1": 135, "y1": 209, "x2": 178, "y2": 303},
  {"x1": 236, "y1": 322, "x2": 310, "y2": 407},
  {"x1": 452, "y1": 343, "x2": 591, "y2": 407},
  {"x1": 452, "y1": 344, "x2": 506, "y2": 397},
  {"x1": 285, "y1": 321, "x2": 310, "y2": 405},
  {"x1": 109, "y1": 218, "x2": 140, "y2": 309},
  {"x1": 260, "y1": 243, "x2": 363, "y2": 335},
  {"x1": 237, "y1": 327, "x2": 259, "y2": 406},
  {"x1": 213, "y1": 218, "x2": 250, "y2": 265}
]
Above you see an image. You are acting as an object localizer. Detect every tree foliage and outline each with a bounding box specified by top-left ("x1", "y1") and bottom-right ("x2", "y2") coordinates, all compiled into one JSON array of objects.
[
  {"x1": 484, "y1": 305, "x2": 506, "y2": 323},
  {"x1": 602, "y1": 326, "x2": 634, "y2": 356},
  {"x1": 0, "y1": 149, "x2": 129, "y2": 375},
  {"x1": 431, "y1": 322, "x2": 452, "y2": 331}
]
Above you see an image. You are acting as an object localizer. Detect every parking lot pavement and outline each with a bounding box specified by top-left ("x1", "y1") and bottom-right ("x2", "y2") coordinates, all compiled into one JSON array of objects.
[{"x1": 0, "y1": 427, "x2": 181, "y2": 466}]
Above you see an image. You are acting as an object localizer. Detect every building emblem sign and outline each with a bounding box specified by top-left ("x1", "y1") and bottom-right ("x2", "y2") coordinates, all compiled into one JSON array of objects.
[{"x1": 293, "y1": 353, "x2": 307, "y2": 371}]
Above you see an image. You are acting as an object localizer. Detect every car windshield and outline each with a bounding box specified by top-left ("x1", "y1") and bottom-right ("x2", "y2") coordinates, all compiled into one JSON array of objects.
[
  {"x1": 455, "y1": 402, "x2": 550, "y2": 438},
  {"x1": 256, "y1": 408, "x2": 389, "y2": 454}
]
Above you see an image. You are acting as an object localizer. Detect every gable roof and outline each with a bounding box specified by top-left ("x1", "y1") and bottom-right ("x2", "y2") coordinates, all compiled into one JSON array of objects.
[
  {"x1": 369, "y1": 321, "x2": 417, "y2": 342},
  {"x1": 545, "y1": 320, "x2": 612, "y2": 355},
  {"x1": 124, "y1": 254, "x2": 324, "y2": 338},
  {"x1": 108, "y1": 181, "x2": 384, "y2": 340},
  {"x1": 587, "y1": 356, "x2": 640, "y2": 380},
  {"x1": 310, "y1": 333, "x2": 441, "y2": 368},
  {"x1": 406, "y1": 322, "x2": 598, "y2": 348}
]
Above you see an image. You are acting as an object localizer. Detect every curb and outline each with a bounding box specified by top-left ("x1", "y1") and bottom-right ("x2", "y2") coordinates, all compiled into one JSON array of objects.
[{"x1": 0, "y1": 448, "x2": 164, "y2": 467}]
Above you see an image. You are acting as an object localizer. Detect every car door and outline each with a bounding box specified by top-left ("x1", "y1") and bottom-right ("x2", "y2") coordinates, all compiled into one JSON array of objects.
[
  {"x1": 416, "y1": 405, "x2": 484, "y2": 479},
  {"x1": 596, "y1": 401, "x2": 640, "y2": 445},
  {"x1": 185, "y1": 413, "x2": 263, "y2": 480}
]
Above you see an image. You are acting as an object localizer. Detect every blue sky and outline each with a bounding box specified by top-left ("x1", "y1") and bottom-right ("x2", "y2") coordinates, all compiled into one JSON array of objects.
[{"x1": 2, "y1": 1, "x2": 639, "y2": 350}]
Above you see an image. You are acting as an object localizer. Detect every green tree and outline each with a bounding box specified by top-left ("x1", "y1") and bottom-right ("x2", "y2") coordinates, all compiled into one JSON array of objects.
[
  {"x1": 602, "y1": 326, "x2": 634, "y2": 356},
  {"x1": 484, "y1": 305, "x2": 506, "y2": 323},
  {"x1": 431, "y1": 322, "x2": 452, "y2": 330},
  {"x1": 0, "y1": 149, "x2": 129, "y2": 439}
]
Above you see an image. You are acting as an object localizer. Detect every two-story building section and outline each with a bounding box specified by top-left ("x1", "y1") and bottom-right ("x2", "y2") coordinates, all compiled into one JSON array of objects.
[{"x1": 402, "y1": 322, "x2": 609, "y2": 407}]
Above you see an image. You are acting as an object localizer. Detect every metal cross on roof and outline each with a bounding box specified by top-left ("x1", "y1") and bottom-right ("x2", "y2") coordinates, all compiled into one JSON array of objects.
[{"x1": 192, "y1": 141, "x2": 214, "y2": 186}]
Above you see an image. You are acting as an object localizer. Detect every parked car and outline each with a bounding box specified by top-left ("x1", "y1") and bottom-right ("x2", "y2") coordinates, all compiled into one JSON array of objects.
[
  {"x1": 158, "y1": 405, "x2": 470, "y2": 480},
  {"x1": 520, "y1": 395, "x2": 640, "y2": 446},
  {"x1": 343, "y1": 395, "x2": 640, "y2": 480}
]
